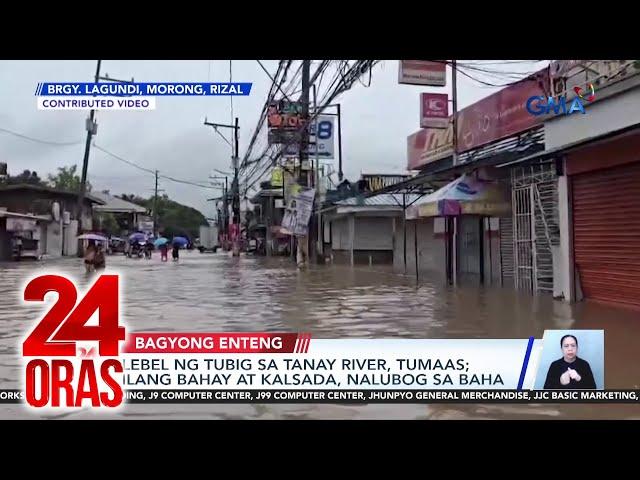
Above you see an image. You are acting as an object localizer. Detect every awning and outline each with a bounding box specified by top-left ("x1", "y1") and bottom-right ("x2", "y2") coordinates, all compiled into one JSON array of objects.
[
  {"x1": 496, "y1": 122, "x2": 640, "y2": 169},
  {"x1": 408, "y1": 171, "x2": 511, "y2": 218}
]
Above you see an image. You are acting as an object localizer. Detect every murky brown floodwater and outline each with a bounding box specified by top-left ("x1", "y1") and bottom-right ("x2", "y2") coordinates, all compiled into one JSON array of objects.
[{"x1": 1, "y1": 250, "x2": 639, "y2": 420}]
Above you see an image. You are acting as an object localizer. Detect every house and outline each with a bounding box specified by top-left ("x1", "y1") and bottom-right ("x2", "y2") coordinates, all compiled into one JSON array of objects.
[
  {"x1": 0, "y1": 184, "x2": 105, "y2": 259},
  {"x1": 91, "y1": 191, "x2": 149, "y2": 235}
]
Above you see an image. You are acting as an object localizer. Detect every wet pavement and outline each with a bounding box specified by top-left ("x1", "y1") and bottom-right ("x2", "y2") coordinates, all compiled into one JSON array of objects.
[{"x1": 1, "y1": 250, "x2": 639, "y2": 420}]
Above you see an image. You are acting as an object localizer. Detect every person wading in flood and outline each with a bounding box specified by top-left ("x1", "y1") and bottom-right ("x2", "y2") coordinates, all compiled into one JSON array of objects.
[
  {"x1": 159, "y1": 243, "x2": 168, "y2": 262},
  {"x1": 93, "y1": 244, "x2": 106, "y2": 271},
  {"x1": 172, "y1": 243, "x2": 180, "y2": 261},
  {"x1": 84, "y1": 242, "x2": 96, "y2": 273}
]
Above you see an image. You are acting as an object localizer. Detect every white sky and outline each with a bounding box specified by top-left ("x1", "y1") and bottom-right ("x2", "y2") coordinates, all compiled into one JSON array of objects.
[{"x1": 0, "y1": 60, "x2": 548, "y2": 217}]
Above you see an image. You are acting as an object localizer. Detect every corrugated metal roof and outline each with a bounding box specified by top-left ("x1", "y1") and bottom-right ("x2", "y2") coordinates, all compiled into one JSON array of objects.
[
  {"x1": 0, "y1": 210, "x2": 50, "y2": 221},
  {"x1": 92, "y1": 192, "x2": 148, "y2": 213},
  {"x1": 335, "y1": 193, "x2": 422, "y2": 207}
]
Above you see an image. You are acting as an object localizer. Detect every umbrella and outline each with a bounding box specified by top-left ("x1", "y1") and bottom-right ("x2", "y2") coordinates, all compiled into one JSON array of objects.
[
  {"x1": 172, "y1": 236, "x2": 188, "y2": 246},
  {"x1": 129, "y1": 232, "x2": 147, "y2": 242},
  {"x1": 77, "y1": 233, "x2": 108, "y2": 242},
  {"x1": 154, "y1": 237, "x2": 169, "y2": 247}
]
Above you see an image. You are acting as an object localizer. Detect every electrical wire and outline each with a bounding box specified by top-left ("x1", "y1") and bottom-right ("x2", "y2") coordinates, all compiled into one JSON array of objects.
[
  {"x1": 0, "y1": 127, "x2": 83, "y2": 146},
  {"x1": 241, "y1": 60, "x2": 379, "y2": 192},
  {"x1": 257, "y1": 60, "x2": 291, "y2": 101},
  {"x1": 212, "y1": 127, "x2": 233, "y2": 148},
  {"x1": 92, "y1": 143, "x2": 155, "y2": 175},
  {"x1": 92, "y1": 143, "x2": 221, "y2": 190}
]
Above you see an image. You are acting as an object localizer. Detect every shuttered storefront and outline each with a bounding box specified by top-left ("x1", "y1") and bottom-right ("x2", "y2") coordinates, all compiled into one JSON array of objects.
[{"x1": 572, "y1": 162, "x2": 640, "y2": 309}]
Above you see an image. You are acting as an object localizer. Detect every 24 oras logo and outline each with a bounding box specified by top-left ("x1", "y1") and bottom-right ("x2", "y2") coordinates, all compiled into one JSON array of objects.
[
  {"x1": 526, "y1": 83, "x2": 595, "y2": 116},
  {"x1": 22, "y1": 274, "x2": 126, "y2": 409}
]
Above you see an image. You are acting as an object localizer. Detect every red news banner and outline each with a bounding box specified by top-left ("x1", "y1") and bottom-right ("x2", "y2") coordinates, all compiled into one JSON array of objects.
[
  {"x1": 11, "y1": 274, "x2": 640, "y2": 409},
  {"x1": 123, "y1": 333, "x2": 308, "y2": 354}
]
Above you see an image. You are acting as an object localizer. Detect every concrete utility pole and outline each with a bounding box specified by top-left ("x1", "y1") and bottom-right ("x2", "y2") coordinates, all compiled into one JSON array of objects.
[
  {"x1": 295, "y1": 59, "x2": 312, "y2": 267},
  {"x1": 77, "y1": 61, "x2": 134, "y2": 232},
  {"x1": 76, "y1": 60, "x2": 101, "y2": 230},
  {"x1": 204, "y1": 118, "x2": 240, "y2": 256}
]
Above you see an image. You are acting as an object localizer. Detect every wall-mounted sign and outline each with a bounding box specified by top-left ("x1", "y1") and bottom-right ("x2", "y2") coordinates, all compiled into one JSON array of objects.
[
  {"x1": 361, "y1": 174, "x2": 413, "y2": 192},
  {"x1": 420, "y1": 93, "x2": 449, "y2": 129},
  {"x1": 399, "y1": 60, "x2": 446, "y2": 86},
  {"x1": 267, "y1": 100, "x2": 306, "y2": 146}
]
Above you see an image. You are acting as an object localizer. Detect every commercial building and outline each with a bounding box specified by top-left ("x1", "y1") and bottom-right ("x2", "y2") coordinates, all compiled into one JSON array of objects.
[{"x1": 499, "y1": 61, "x2": 640, "y2": 309}]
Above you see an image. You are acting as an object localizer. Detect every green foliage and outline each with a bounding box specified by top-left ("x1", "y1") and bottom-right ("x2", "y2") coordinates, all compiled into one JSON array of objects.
[
  {"x1": 5, "y1": 169, "x2": 45, "y2": 186},
  {"x1": 119, "y1": 193, "x2": 207, "y2": 239},
  {"x1": 95, "y1": 212, "x2": 120, "y2": 236},
  {"x1": 47, "y1": 164, "x2": 92, "y2": 192}
]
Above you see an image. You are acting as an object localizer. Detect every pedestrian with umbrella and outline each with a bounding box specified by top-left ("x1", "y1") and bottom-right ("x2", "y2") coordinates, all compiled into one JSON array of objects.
[
  {"x1": 77, "y1": 233, "x2": 108, "y2": 273},
  {"x1": 172, "y1": 236, "x2": 188, "y2": 261},
  {"x1": 154, "y1": 236, "x2": 169, "y2": 262}
]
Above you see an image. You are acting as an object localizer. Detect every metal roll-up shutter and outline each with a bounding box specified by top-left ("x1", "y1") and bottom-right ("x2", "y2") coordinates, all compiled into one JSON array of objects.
[
  {"x1": 572, "y1": 162, "x2": 640, "y2": 309},
  {"x1": 499, "y1": 216, "x2": 514, "y2": 285}
]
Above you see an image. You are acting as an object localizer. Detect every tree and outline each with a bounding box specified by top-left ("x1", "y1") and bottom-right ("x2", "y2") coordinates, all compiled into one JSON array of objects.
[
  {"x1": 119, "y1": 192, "x2": 207, "y2": 239},
  {"x1": 47, "y1": 164, "x2": 92, "y2": 192},
  {"x1": 94, "y1": 212, "x2": 120, "y2": 236},
  {"x1": 5, "y1": 169, "x2": 45, "y2": 186}
]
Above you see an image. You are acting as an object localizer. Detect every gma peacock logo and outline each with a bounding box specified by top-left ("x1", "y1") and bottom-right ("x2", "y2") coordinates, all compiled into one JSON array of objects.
[{"x1": 526, "y1": 83, "x2": 595, "y2": 116}]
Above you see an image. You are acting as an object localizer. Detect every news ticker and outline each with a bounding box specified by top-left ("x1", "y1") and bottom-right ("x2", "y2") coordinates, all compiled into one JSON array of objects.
[
  {"x1": 17, "y1": 274, "x2": 608, "y2": 410},
  {"x1": 1, "y1": 389, "x2": 638, "y2": 405}
]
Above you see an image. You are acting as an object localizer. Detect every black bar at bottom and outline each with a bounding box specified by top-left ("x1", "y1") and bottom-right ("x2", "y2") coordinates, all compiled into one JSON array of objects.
[{"x1": 1, "y1": 389, "x2": 639, "y2": 405}]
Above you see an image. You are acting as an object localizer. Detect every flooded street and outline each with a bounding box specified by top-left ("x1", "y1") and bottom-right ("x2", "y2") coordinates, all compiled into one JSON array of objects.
[{"x1": 1, "y1": 250, "x2": 639, "y2": 420}]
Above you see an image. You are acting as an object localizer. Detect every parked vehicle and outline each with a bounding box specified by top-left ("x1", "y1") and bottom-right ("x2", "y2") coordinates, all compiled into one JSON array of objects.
[{"x1": 198, "y1": 225, "x2": 219, "y2": 253}]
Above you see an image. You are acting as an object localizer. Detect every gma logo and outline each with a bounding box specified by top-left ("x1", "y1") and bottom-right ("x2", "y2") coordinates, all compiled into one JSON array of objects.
[
  {"x1": 526, "y1": 95, "x2": 587, "y2": 116},
  {"x1": 526, "y1": 84, "x2": 596, "y2": 116}
]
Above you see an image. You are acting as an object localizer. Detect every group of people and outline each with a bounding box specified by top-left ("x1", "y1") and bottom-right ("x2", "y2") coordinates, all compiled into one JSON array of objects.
[
  {"x1": 156, "y1": 242, "x2": 181, "y2": 262},
  {"x1": 126, "y1": 237, "x2": 182, "y2": 262}
]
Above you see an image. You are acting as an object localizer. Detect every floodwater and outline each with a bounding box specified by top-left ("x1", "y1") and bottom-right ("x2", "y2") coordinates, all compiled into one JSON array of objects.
[{"x1": 1, "y1": 250, "x2": 639, "y2": 420}]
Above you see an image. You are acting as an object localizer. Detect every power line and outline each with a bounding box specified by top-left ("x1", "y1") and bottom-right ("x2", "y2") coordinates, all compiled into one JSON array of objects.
[
  {"x1": 0, "y1": 127, "x2": 83, "y2": 146},
  {"x1": 242, "y1": 61, "x2": 379, "y2": 192},
  {"x1": 92, "y1": 143, "x2": 221, "y2": 190},
  {"x1": 92, "y1": 143, "x2": 156, "y2": 175},
  {"x1": 158, "y1": 174, "x2": 222, "y2": 190},
  {"x1": 257, "y1": 60, "x2": 292, "y2": 101}
]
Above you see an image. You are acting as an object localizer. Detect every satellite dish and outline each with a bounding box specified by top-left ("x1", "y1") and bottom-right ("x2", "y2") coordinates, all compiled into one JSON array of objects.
[{"x1": 52, "y1": 202, "x2": 61, "y2": 221}]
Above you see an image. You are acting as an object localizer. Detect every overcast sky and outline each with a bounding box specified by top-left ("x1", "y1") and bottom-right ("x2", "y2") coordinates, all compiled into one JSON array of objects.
[{"x1": 0, "y1": 60, "x2": 547, "y2": 217}]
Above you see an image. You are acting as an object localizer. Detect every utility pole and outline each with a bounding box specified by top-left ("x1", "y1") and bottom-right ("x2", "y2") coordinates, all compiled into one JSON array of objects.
[
  {"x1": 232, "y1": 116, "x2": 240, "y2": 256},
  {"x1": 451, "y1": 60, "x2": 458, "y2": 167},
  {"x1": 299, "y1": 60, "x2": 311, "y2": 186},
  {"x1": 337, "y1": 103, "x2": 344, "y2": 182},
  {"x1": 153, "y1": 170, "x2": 159, "y2": 237},
  {"x1": 451, "y1": 59, "x2": 459, "y2": 286},
  {"x1": 77, "y1": 61, "x2": 134, "y2": 233},
  {"x1": 76, "y1": 60, "x2": 101, "y2": 231},
  {"x1": 294, "y1": 59, "x2": 311, "y2": 267},
  {"x1": 204, "y1": 119, "x2": 240, "y2": 256}
]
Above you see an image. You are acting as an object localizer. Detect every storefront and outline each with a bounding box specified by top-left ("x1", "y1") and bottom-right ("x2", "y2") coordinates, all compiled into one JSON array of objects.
[
  {"x1": 409, "y1": 169, "x2": 511, "y2": 285},
  {"x1": 566, "y1": 131, "x2": 640, "y2": 309}
]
